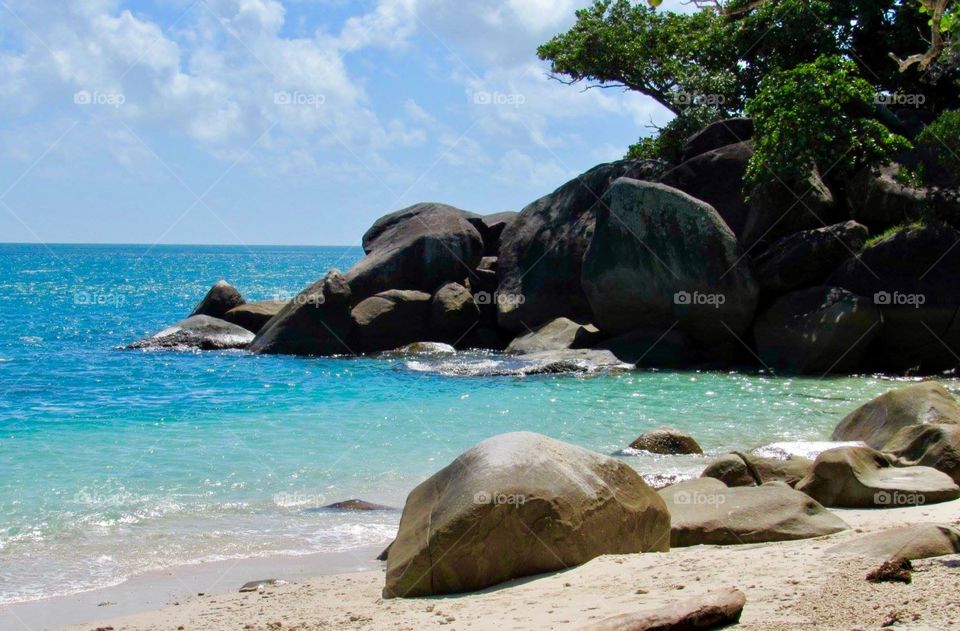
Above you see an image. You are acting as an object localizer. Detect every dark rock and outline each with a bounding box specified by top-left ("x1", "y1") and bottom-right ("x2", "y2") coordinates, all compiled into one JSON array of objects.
[
  {"x1": 581, "y1": 587, "x2": 746, "y2": 631},
  {"x1": 223, "y1": 300, "x2": 288, "y2": 334},
  {"x1": 582, "y1": 178, "x2": 757, "y2": 348},
  {"x1": 681, "y1": 117, "x2": 754, "y2": 162},
  {"x1": 847, "y1": 165, "x2": 927, "y2": 232},
  {"x1": 753, "y1": 287, "x2": 882, "y2": 374},
  {"x1": 190, "y1": 280, "x2": 245, "y2": 319},
  {"x1": 753, "y1": 221, "x2": 868, "y2": 294},
  {"x1": 128, "y1": 315, "x2": 254, "y2": 351},
  {"x1": 249, "y1": 271, "x2": 353, "y2": 356},
  {"x1": 382, "y1": 432, "x2": 670, "y2": 597},
  {"x1": 659, "y1": 140, "x2": 754, "y2": 237},
  {"x1": 596, "y1": 328, "x2": 715, "y2": 369},
  {"x1": 866, "y1": 559, "x2": 912, "y2": 584},
  {"x1": 884, "y1": 423, "x2": 960, "y2": 484},
  {"x1": 458, "y1": 327, "x2": 508, "y2": 351},
  {"x1": 239, "y1": 579, "x2": 282, "y2": 593},
  {"x1": 505, "y1": 317, "x2": 603, "y2": 354},
  {"x1": 795, "y1": 445, "x2": 960, "y2": 508},
  {"x1": 496, "y1": 159, "x2": 665, "y2": 332},
  {"x1": 350, "y1": 290, "x2": 432, "y2": 353},
  {"x1": 658, "y1": 478, "x2": 848, "y2": 547},
  {"x1": 828, "y1": 524, "x2": 960, "y2": 562},
  {"x1": 831, "y1": 382, "x2": 960, "y2": 449},
  {"x1": 348, "y1": 203, "x2": 483, "y2": 299},
  {"x1": 739, "y1": 169, "x2": 837, "y2": 250},
  {"x1": 829, "y1": 224, "x2": 960, "y2": 373},
  {"x1": 320, "y1": 499, "x2": 395, "y2": 511},
  {"x1": 629, "y1": 428, "x2": 703, "y2": 455},
  {"x1": 700, "y1": 453, "x2": 813, "y2": 488},
  {"x1": 430, "y1": 282, "x2": 480, "y2": 345},
  {"x1": 468, "y1": 211, "x2": 517, "y2": 256}
]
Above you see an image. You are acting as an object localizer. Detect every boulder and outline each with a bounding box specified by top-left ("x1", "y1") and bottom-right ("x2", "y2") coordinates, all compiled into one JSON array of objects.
[
  {"x1": 846, "y1": 165, "x2": 926, "y2": 231},
  {"x1": 700, "y1": 452, "x2": 813, "y2": 488},
  {"x1": 469, "y1": 211, "x2": 517, "y2": 256},
  {"x1": 387, "y1": 341, "x2": 456, "y2": 356},
  {"x1": 795, "y1": 446, "x2": 960, "y2": 508},
  {"x1": 496, "y1": 159, "x2": 665, "y2": 332},
  {"x1": 753, "y1": 221, "x2": 868, "y2": 294},
  {"x1": 827, "y1": 524, "x2": 960, "y2": 562},
  {"x1": 831, "y1": 382, "x2": 960, "y2": 449},
  {"x1": 829, "y1": 224, "x2": 960, "y2": 373},
  {"x1": 223, "y1": 300, "x2": 288, "y2": 334},
  {"x1": 753, "y1": 287, "x2": 882, "y2": 374},
  {"x1": 629, "y1": 428, "x2": 703, "y2": 455},
  {"x1": 739, "y1": 169, "x2": 837, "y2": 249},
  {"x1": 581, "y1": 178, "x2": 758, "y2": 348},
  {"x1": 659, "y1": 140, "x2": 754, "y2": 237},
  {"x1": 350, "y1": 290, "x2": 432, "y2": 353},
  {"x1": 581, "y1": 587, "x2": 746, "y2": 631},
  {"x1": 884, "y1": 423, "x2": 960, "y2": 484},
  {"x1": 505, "y1": 317, "x2": 603, "y2": 355},
  {"x1": 681, "y1": 117, "x2": 754, "y2": 162},
  {"x1": 128, "y1": 315, "x2": 254, "y2": 351},
  {"x1": 430, "y1": 282, "x2": 480, "y2": 345},
  {"x1": 190, "y1": 280, "x2": 245, "y2": 319},
  {"x1": 382, "y1": 431, "x2": 670, "y2": 597},
  {"x1": 596, "y1": 328, "x2": 716, "y2": 369},
  {"x1": 248, "y1": 271, "x2": 353, "y2": 356},
  {"x1": 347, "y1": 203, "x2": 483, "y2": 299},
  {"x1": 659, "y1": 478, "x2": 848, "y2": 547},
  {"x1": 319, "y1": 499, "x2": 395, "y2": 512}
]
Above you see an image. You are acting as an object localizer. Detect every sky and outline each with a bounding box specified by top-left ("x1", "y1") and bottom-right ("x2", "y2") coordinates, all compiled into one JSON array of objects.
[{"x1": 0, "y1": 0, "x2": 690, "y2": 246}]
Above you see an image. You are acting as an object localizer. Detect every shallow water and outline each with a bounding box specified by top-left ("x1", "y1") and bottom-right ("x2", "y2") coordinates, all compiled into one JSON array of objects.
[{"x1": 0, "y1": 244, "x2": 947, "y2": 604}]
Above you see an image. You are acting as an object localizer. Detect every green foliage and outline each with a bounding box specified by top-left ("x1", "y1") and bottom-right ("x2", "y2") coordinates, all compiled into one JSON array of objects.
[
  {"x1": 865, "y1": 220, "x2": 928, "y2": 247},
  {"x1": 917, "y1": 109, "x2": 960, "y2": 175},
  {"x1": 744, "y1": 56, "x2": 910, "y2": 190},
  {"x1": 626, "y1": 107, "x2": 722, "y2": 163},
  {"x1": 915, "y1": 109, "x2": 960, "y2": 223}
]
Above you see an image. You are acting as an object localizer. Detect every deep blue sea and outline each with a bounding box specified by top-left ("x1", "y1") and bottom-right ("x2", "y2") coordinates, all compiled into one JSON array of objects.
[{"x1": 0, "y1": 243, "x2": 945, "y2": 605}]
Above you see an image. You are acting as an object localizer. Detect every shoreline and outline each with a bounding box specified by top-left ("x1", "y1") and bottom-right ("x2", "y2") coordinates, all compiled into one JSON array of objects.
[
  {"x1": 0, "y1": 545, "x2": 383, "y2": 631},
  {"x1": 44, "y1": 500, "x2": 960, "y2": 631}
]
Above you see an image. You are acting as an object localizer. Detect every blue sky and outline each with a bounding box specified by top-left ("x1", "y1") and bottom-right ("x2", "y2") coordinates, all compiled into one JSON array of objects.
[{"x1": 0, "y1": 0, "x2": 688, "y2": 246}]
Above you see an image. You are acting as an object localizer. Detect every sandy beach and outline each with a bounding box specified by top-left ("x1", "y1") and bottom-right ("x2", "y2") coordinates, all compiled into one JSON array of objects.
[{"x1": 19, "y1": 498, "x2": 952, "y2": 631}]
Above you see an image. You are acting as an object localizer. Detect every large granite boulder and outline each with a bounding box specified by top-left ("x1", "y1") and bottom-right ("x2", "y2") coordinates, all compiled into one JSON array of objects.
[
  {"x1": 350, "y1": 290, "x2": 432, "y2": 353},
  {"x1": 469, "y1": 211, "x2": 517, "y2": 256},
  {"x1": 829, "y1": 224, "x2": 960, "y2": 373},
  {"x1": 382, "y1": 432, "x2": 670, "y2": 597},
  {"x1": 581, "y1": 178, "x2": 758, "y2": 347},
  {"x1": 827, "y1": 524, "x2": 960, "y2": 561},
  {"x1": 190, "y1": 280, "x2": 245, "y2": 319},
  {"x1": 128, "y1": 315, "x2": 254, "y2": 351},
  {"x1": 248, "y1": 271, "x2": 353, "y2": 356},
  {"x1": 430, "y1": 282, "x2": 480, "y2": 346},
  {"x1": 846, "y1": 165, "x2": 927, "y2": 231},
  {"x1": 496, "y1": 160, "x2": 665, "y2": 333},
  {"x1": 795, "y1": 446, "x2": 960, "y2": 508},
  {"x1": 658, "y1": 478, "x2": 848, "y2": 547},
  {"x1": 347, "y1": 203, "x2": 483, "y2": 299},
  {"x1": 629, "y1": 428, "x2": 703, "y2": 455},
  {"x1": 223, "y1": 300, "x2": 288, "y2": 334},
  {"x1": 753, "y1": 287, "x2": 882, "y2": 374},
  {"x1": 831, "y1": 382, "x2": 960, "y2": 449},
  {"x1": 505, "y1": 317, "x2": 603, "y2": 355},
  {"x1": 739, "y1": 169, "x2": 837, "y2": 249},
  {"x1": 753, "y1": 221, "x2": 869, "y2": 294},
  {"x1": 681, "y1": 117, "x2": 754, "y2": 162},
  {"x1": 885, "y1": 423, "x2": 960, "y2": 484},
  {"x1": 700, "y1": 452, "x2": 813, "y2": 488},
  {"x1": 659, "y1": 140, "x2": 754, "y2": 238}
]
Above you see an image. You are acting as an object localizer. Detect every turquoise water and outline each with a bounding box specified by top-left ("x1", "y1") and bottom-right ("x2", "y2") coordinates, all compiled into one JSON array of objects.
[{"x1": 0, "y1": 244, "x2": 943, "y2": 604}]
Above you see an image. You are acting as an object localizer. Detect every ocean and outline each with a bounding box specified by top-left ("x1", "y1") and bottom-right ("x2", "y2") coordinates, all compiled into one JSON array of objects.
[{"x1": 0, "y1": 243, "x2": 939, "y2": 605}]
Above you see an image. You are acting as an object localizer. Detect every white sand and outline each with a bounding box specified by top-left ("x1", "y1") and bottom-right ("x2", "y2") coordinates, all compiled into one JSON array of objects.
[{"x1": 35, "y1": 498, "x2": 960, "y2": 631}]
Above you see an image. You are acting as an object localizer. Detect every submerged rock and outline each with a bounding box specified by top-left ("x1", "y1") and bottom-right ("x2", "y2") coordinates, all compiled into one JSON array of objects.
[
  {"x1": 191, "y1": 280, "x2": 245, "y2": 319},
  {"x1": 387, "y1": 341, "x2": 456, "y2": 356},
  {"x1": 505, "y1": 317, "x2": 603, "y2": 355},
  {"x1": 319, "y1": 499, "x2": 395, "y2": 512},
  {"x1": 629, "y1": 428, "x2": 703, "y2": 455},
  {"x1": 382, "y1": 431, "x2": 670, "y2": 597},
  {"x1": 831, "y1": 382, "x2": 960, "y2": 449},
  {"x1": 796, "y1": 445, "x2": 960, "y2": 508},
  {"x1": 128, "y1": 315, "x2": 254, "y2": 351}
]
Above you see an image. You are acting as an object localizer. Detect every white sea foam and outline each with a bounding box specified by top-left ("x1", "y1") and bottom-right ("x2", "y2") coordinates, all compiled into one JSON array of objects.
[{"x1": 752, "y1": 440, "x2": 867, "y2": 460}]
